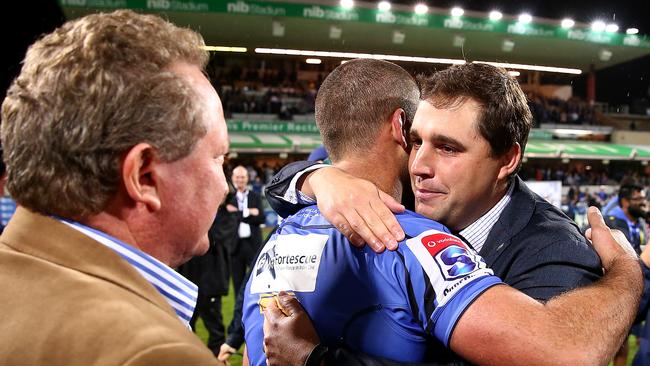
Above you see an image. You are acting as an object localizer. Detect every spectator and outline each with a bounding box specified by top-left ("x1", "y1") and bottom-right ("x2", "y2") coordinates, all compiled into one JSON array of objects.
[{"x1": 226, "y1": 166, "x2": 266, "y2": 295}]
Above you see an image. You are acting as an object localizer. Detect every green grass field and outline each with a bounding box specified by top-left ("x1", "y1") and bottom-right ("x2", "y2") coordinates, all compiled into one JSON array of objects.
[{"x1": 194, "y1": 282, "x2": 244, "y2": 366}]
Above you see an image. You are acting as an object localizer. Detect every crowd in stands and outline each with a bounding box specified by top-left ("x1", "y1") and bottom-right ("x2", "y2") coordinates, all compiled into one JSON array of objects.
[
  {"x1": 209, "y1": 64, "x2": 318, "y2": 119},
  {"x1": 207, "y1": 61, "x2": 604, "y2": 126},
  {"x1": 519, "y1": 164, "x2": 650, "y2": 186},
  {"x1": 527, "y1": 92, "x2": 598, "y2": 127}
]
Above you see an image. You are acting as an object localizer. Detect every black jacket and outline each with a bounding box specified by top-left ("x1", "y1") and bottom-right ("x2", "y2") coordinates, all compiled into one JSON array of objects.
[{"x1": 479, "y1": 176, "x2": 602, "y2": 301}]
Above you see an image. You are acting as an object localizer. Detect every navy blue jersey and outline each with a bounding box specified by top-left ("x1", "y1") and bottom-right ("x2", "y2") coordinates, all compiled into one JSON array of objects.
[{"x1": 243, "y1": 206, "x2": 501, "y2": 365}]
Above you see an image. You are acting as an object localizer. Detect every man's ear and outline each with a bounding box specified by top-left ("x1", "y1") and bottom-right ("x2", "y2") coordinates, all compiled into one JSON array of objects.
[
  {"x1": 389, "y1": 108, "x2": 408, "y2": 150},
  {"x1": 122, "y1": 143, "x2": 162, "y2": 211},
  {"x1": 497, "y1": 142, "x2": 522, "y2": 180}
]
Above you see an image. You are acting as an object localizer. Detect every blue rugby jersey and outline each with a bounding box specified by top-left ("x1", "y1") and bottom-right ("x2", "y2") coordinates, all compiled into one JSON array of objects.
[{"x1": 243, "y1": 206, "x2": 501, "y2": 365}]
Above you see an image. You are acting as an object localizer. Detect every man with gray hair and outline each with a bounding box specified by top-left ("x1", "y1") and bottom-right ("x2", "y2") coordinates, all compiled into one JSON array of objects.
[{"x1": 0, "y1": 10, "x2": 228, "y2": 365}]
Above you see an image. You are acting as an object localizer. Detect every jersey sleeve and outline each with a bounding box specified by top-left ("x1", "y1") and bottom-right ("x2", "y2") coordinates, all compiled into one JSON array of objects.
[
  {"x1": 264, "y1": 161, "x2": 326, "y2": 218},
  {"x1": 401, "y1": 229, "x2": 502, "y2": 347}
]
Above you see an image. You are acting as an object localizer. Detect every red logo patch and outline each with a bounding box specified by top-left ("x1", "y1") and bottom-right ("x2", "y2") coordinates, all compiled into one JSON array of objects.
[{"x1": 420, "y1": 233, "x2": 466, "y2": 256}]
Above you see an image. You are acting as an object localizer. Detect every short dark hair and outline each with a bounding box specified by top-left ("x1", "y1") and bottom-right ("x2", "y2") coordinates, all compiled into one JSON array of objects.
[
  {"x1": 418, "y1": 63, "x2": 532, "y2": 174},
  {"x1": 315, "y1": 59, "x2": 419, "y2": 162},
  {"x1": 618, "y1": 183, "x2": 644, "y2": 203}
]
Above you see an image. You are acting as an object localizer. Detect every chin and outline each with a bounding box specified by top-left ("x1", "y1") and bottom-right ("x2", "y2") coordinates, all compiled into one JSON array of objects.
[
  {"x1": 174, "y1": 239, "x2": 210, "y2": 268},
  {"x1": 193, "y1": 238, "x2": 210, "y2": 257}
]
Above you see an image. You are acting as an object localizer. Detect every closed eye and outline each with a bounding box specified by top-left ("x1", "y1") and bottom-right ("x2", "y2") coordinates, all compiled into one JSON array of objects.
[
  {"x1": 409, "y1": 134, "x2": 422, "y2": 149},
  {"x1": 437, "y1": 144, "x2": 458, "y2": 155}
]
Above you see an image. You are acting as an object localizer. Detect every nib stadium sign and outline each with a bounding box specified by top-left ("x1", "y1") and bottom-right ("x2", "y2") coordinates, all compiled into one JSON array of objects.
[{"x1": 59, "y1": 0, "x2": 649, "y2": 49}]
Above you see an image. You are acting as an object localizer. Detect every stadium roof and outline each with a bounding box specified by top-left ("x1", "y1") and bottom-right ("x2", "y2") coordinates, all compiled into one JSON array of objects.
[{"x1": 59, "y1": 0, "x2": 650, "y2": 73}]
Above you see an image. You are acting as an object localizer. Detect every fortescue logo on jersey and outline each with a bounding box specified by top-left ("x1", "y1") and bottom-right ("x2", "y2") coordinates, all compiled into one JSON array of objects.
[
  {"x1": 255, "y1": 245, "x2": 319, "y2": 280},
  {"x1": 420, "y1": 233, "x2": 479, "y2": 280},
  {"x1": 249, "y1": 233, "x2": 328, "y2": 294}
]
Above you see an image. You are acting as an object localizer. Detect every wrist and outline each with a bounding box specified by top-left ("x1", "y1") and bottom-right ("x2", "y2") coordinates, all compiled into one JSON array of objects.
[
  {"x1": 304, "y1": 343, "x2": 329, "y2": 366},
  {"x1": 301, "y1": 167, "x2": 332, "y2": 200}
]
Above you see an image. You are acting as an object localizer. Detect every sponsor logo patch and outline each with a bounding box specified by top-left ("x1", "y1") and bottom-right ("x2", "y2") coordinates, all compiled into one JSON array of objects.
[
  {"x1": 250, "y1": 233, "x2": 328, "y2": 294},
  {"x1": 420, "y1": 233, "x2": 477, "y2": 279},
  {"x1": 407, "y1": 229, "x2": 492, "y2": 306}
]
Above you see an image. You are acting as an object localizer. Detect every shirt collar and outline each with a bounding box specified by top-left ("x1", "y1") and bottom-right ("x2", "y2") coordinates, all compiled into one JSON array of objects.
[
  {"x1": 56, "y1": 218, "x2": 198, "y2": 328},
  {"x1": 459, "y1": 182, "x2": 514, "y2": 253}
]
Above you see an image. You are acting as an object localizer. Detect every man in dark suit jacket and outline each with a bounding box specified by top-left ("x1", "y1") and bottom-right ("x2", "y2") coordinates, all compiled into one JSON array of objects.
[{"x1": 228, "y1": 165, "x2": 266, "y2": 293}]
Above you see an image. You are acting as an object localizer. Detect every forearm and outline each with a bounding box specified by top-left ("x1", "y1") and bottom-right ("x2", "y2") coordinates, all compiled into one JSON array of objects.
[
  {"x1": 452, "y1": 257, "x2": 642, "y2": 366},
  {"x1": 542, "y1": 255, "x2": 643, "y2": 365}
]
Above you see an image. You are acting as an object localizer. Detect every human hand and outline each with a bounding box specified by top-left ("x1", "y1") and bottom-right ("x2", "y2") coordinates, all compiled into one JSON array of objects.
[
  {"x1": 249, "y1": 208, "x2": 260, "y2": 216},
  {"x1": 263, "y1": 292, "x2": 320, "y2": 366},
  {"x1": 217, "y1": 343, "x2": 237, "y2": 363},
  {"x1": 305, "y1": 167, "x2": 405, "y2": 252},
  {"x1": 226, "y1": 204, "x2": 238, "y2": 213},
  {"x1": 585, "y1": 206, "x2": 638, "y2": 272}
]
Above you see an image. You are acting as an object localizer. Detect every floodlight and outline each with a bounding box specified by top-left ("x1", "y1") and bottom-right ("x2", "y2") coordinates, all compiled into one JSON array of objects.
[
  {"x1": 340, "y1": 0, "x2": 354, "y2": 10},
  {"x1": 414, "y1": 3, "x2": 428, "y2": 15},
  {"x1": 518, "y1": 13, "x2": 532, "y2": 23},
  {"x1": 591, "y1": 21, "x2": 606, "y2": 32},
  {"x1": 378, "y1": 1, "x2": 391, "y2": 11},
  {"x1": 489, "y1": 11, "x2": 502, "y2": 21},
  {"x1": 561, "y1": 19, "x2": 574, "y2": 29}
]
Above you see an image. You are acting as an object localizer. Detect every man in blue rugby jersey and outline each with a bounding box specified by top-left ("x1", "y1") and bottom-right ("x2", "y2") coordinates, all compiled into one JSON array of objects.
[{"x1": 243, "y1": 59, "x2": 642, "y2": 366}]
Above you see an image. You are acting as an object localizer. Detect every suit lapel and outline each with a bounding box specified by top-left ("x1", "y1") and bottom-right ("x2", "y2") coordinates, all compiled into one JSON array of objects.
[{"x1": 479, "y1": 177, "x2": 535, "y2": 262}]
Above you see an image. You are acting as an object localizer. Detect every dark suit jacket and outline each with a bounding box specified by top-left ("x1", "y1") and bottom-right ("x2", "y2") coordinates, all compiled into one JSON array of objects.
[
  {"x1": 0, "y1": 207, "x2": 219, "y2": 365},
  {"x1": 479, "y1": 176, "x2": 602, "y2": 301},
  {"x1": 226, "y1": 189, "x2": 266, "y2": 248}
]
